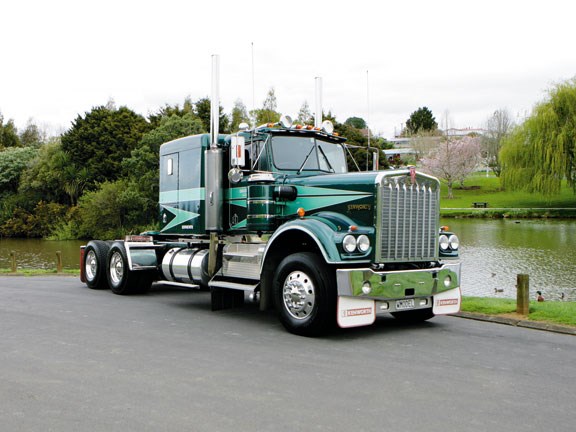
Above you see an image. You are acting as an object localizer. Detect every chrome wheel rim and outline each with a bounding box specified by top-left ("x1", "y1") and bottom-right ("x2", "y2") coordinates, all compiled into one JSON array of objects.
[
  {"x1": 109, "y1": 251, "x2": 124, "y2": 285},
  {"x1": 85, "y1": 250, "x2": 97, "y2": 281},
  {"x1": 282, "y1": 270, "x2": 315, "y2": 320}
]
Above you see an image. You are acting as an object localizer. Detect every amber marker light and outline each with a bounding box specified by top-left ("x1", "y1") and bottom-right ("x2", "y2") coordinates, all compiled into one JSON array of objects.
[
  {"x1": 297, "y1": 208, "x2": 306, "y2": 217},
  {"x1": 349, "y1": 225, "x2": 358, "y2": 232},
  {"x1": 440, "y1": 225, "x2": 449, "y2": 232}
]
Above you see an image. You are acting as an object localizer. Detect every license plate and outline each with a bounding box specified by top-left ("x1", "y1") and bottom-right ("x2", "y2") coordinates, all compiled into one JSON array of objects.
[{"x1": 396, "y1": 299, "x2": 415, "y2": 310}]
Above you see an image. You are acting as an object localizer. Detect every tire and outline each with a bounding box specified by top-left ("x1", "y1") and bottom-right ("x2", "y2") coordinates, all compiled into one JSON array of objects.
[
  {"x1": 391, "y1": 308, "x2": 435, "y2": 323},
  {"x1": 83, "y1": 240, "x2": 111, "y2": 290},
  {"x1": 107, "y1": 241, "x2": 152, "y2": 295},
  {"x1": 273, "y1": 252, "x2": 336, "y2": 336}
]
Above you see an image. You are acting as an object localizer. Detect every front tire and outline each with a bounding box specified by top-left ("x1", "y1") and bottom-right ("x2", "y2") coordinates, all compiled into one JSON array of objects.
[
  {"x1": 83, "y1": 240, "x2": 111, "y2": 290},
  {"x1": 273, "y1": 252, "x2": 336, "y2": 336},
  {"x1": 107, "y1": 241, "x2": 152, "y2": 295}
]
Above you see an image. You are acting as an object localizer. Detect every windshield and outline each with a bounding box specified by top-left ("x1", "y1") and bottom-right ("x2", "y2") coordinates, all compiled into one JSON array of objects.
[{"x1": 271, "y1": 136, "x2": 347, "y2": 174}]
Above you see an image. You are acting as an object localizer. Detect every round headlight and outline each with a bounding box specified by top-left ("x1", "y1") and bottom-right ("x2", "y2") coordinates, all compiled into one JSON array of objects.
[
  {"x1": 449, "y1": 234, "x2": 459, "y2": 250},
  {"x1": 439, "y1": 234, "x2": 449, "y2": 250},
  {"x1": 357, "y1": 235, "x2": 370, "y2": 252},
  {"x1": 343, "y1": 235, "x2": 357, "y2": 253}
]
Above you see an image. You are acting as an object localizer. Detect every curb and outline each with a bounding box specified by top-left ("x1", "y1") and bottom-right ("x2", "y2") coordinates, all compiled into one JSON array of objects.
[{"x1": 452, "y1": 311, "x2": 576, "y2": 336}]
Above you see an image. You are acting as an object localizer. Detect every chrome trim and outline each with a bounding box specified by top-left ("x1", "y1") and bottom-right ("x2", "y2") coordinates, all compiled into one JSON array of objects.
[{"x1": 375, "y1": 171, "x2": 440, "y2": 263}]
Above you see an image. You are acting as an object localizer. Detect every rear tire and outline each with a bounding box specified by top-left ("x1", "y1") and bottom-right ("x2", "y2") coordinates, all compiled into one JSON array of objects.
[
  {"x1": 273, "y1": 252, "x2": 336, "y2": 336},
  {"x1": 107, "y1": 241, "x2": 152, "y2": 295},
  {"x1": 83, "y1": 240, "x2": 111, "y2": 290}
]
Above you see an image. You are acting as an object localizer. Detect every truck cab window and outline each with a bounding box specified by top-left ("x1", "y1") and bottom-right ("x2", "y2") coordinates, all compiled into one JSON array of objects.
[{"x1": 271, "y1": 136, "x2": 347, "y2": 173}]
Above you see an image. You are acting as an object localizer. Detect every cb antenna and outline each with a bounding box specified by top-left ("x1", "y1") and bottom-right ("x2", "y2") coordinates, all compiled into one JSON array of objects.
[{"x1": 251, "y1": 42, "x2": 256, "y2": 128}]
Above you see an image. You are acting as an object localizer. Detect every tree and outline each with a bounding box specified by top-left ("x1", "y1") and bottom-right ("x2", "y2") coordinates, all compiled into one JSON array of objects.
[
  {"x1": 0, "y1": 113, "x2": 21, "y2": 148},
  {"x1": 230, "y1": 99, "x2": 250, "y2": 131},
  {"x1": 194, "y1": 97, "x2": 229, "y2": 133},
  {"x1": 75, "y1": 179, "x2": 150, "y2": 239},
  {"x1": 251, "y1": 87, "x2": 281, "y2": 125},
  {"x1": 0, "y1": 147, "x2": 38, "y2": 194},
  {"x1": 405, "y1": 107, "x2": 438, "y2": 135},
  {"x1": 500, "y1": 78, "x2": 576, "y2": 195},
  {"x1": 19, "y1": 138, "x2": 78, "y2": 205},
  {"x1": 297, "y1": 101, "x2": 313, "y2": 125},
  {"x1": 483, "y1": 109, "x2": 514, "y2": 176},
  {"x1": 421, "y1": 136, "x2": 482, "y2": 198},
  {"x1": 344, "y1": 117, "x2": 367, "y2": 129},
  {"x1": 61, "y1": 106, "x2": 151, "y2": 189},
  {"x1": 148, "y1": 97, "x2": 195, "y2": 128}
]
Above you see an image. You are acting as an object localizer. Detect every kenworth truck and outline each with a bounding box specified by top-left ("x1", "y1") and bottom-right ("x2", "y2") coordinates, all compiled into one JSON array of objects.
[{"x1": 81, "y1": 58, "x2": 461, "y2": 336}]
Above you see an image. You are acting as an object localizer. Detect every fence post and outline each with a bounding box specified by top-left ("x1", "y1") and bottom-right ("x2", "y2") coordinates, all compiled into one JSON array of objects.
[
  {"x1": 10, "y1": 251, "x2": 17, "y2": 273},
  {"x1": 56, "y1": 251, "x2": 63, "y2": 273},
  {"x1": 516, "y1": 274, "x2": 530, "y2": 316}
]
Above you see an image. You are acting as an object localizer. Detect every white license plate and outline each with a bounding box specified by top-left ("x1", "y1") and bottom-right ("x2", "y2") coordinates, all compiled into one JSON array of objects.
[{"x1": 396, "y1": 299, "x2": 415, "y2": 310}]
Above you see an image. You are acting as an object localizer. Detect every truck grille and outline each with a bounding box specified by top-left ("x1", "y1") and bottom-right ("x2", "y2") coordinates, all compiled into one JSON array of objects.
[{"x1": 377, "y1": 173, "x2": 439, "y2": 262}]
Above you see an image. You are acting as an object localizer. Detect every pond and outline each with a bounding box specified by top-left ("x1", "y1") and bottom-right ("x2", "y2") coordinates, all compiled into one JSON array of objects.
[
  {"x1": 444, "y1": 218, "x2": 576, "y2": 302},
  {"x1": 1, "y1": 220, "x2": 575, "y2": 302},
  {"x1": 0, "y1": 239, "x2": 85, "y2": 271}
]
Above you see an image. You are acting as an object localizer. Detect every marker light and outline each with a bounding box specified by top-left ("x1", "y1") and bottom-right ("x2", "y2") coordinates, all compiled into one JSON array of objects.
[{"x1": 297, "y1": 208, "x2": 306, "y2": 217}]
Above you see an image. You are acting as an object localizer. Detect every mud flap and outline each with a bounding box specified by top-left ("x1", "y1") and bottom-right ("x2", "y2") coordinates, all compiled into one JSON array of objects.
[
  {"x1": 432, "y1": 287, "x2": 461, "y2": 315},
  {"x1": 337, "y1": 297, "x2": 376, "y2": 328}
]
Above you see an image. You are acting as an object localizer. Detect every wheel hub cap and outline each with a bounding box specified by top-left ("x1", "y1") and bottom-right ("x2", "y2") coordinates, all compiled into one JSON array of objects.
[{"x1": 282, "y1": 271, "x2": 315, "y2": 319}]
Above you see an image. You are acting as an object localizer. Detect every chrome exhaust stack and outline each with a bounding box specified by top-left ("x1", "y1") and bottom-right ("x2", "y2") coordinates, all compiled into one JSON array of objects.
[{"x1": 205, "y1": 55, "x2": 223, "y2": 232}]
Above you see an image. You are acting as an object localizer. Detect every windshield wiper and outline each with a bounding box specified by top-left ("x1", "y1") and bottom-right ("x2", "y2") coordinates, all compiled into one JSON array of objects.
[
  {"x1": 297, "y1": 145, "x2": 316, "y2": 174},
  {"x1": 318, "y1": 146, "x2": 335, "y2": 173}
]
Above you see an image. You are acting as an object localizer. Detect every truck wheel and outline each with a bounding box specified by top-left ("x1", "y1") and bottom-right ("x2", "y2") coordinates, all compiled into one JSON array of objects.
[
  {"x1": 107, "y1": 241, "x2": 151, "y2": 295},
  {"x1": 391, "y1": 308, "x2": 435, "y2": 323},
  {"x1": 273, "y1": 252, "x2": 336, "y2": 336},
  {"x1": 83, "y1": 240, "x2": 111, "y2": 290}
]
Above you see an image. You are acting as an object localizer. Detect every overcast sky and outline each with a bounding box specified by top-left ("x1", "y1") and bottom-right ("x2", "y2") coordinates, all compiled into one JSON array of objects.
[{"x1": 1, "y1": 0, "x2": 575, "y2": 139}]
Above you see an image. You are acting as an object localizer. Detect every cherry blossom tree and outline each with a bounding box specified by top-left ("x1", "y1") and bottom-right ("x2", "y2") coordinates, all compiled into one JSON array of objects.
[{"x1": 421, "y1": 136, "x2": 482, "y2": 198}]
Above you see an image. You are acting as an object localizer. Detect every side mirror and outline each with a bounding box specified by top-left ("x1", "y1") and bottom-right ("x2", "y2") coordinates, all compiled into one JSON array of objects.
[{"x1": 228, "y1": 168, "x2": 243, "y2": 183}]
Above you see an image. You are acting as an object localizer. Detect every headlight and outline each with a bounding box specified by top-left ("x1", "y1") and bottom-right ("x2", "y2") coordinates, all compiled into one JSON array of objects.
[
  {"x1": 439, "y1": 234, "x2": 449, "y2": 250},
  {"x1": 357, "y1": 235, "x2": 370, "y2": 252},
  {"x1": 343, "y1": 235, "x2": 357, "y2": 253},
  {"x1": 448, "y1": 234, "x2": 459, "y2": 250}
]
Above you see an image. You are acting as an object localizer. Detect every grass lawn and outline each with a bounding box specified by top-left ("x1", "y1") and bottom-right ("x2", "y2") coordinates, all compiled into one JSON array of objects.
[
  {"x1": 0, "y1": 268, "x2": 80, "y2": 276},
  {"x1": 439, "y1": 173, "x2": 576, "y2": 216},
  {"x1": 462, "y1": 296, "x2": 576, "y2": 327},
  {"x1": 440, "y1": 173, "x2": 576, "y2": 208}
]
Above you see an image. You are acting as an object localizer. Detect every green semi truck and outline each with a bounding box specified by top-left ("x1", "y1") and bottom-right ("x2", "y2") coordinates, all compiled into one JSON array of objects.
[{"x1": 81, "y1": 57, "x2": 461, "y2": 336}]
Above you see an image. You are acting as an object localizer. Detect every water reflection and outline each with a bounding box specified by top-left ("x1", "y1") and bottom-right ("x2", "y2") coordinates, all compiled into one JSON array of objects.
[
  {"x1": 445, "y1": 219, "x2": 576, "y2": 301},
  {"x1": 0, "y1": 239, "x2": 85, "y2": 271}
]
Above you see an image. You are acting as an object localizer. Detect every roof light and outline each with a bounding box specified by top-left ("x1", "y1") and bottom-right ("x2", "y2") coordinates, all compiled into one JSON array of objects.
[
  {"x1": 280, "y1": 114, "x2": 293, "y2": 128},
  {"x1": 321, "y1": 120, "x2": 334, "y2": 134}
]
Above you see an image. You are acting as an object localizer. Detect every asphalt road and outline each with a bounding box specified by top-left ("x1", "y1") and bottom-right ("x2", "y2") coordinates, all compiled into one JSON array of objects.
[{"x1": 1, "y1": 276, "x2": 575, "y2": 432}]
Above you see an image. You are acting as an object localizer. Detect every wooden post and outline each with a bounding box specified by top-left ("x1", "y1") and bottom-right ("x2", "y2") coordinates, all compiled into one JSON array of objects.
[
  {"x1": 56, "y1": 251, "x2": 63, "y2": 273},
  {"x1": 10, "y1": 251, "x2": 16, "y2": 273},
  {"x1": 516, "y1": 274, "x2": 530, "y2": 316}
]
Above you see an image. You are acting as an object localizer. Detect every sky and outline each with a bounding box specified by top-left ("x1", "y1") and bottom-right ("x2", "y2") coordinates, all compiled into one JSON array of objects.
[{"x1": 1, "y1": 0, "x2": 575, "y2": 139}]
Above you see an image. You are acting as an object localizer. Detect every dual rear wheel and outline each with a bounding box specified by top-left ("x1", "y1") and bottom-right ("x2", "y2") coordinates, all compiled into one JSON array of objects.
[{"x1": 83, "y1": 240, "x2": 152, "y2": 295}]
